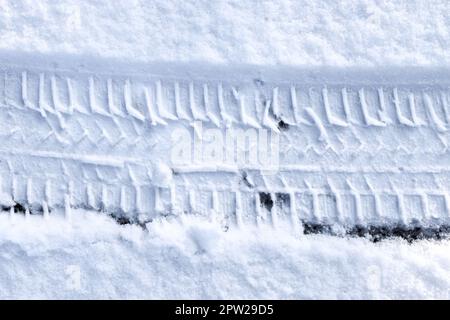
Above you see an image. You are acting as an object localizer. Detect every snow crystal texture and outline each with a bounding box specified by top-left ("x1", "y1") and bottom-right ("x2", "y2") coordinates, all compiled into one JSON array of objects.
[
  {"x1": 0, "y1": 0, "x2": 450, "y2": 299},
  {"x1": 0, "y1": 0, "x2": 449, "y2": 66}
]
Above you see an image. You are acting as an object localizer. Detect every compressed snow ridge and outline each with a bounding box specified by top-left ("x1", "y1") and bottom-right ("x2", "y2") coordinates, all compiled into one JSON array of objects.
[
  {"x1": 0, "y1": 0, "x2": 448, "y2": 66},
  {"x1": 0, "y1": 212, "x2": 449, "y2": 299}
]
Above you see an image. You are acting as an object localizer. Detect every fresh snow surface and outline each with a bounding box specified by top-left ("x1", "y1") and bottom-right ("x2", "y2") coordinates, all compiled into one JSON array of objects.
[
  {"x1": 1, "y1": 0, "x2": 450, "y2": 299},
  {"x1": 0, "y1": 0, "x2": 449, "y2": 66},
  {"x1": 1, "y1": 212, "x2": 450, "y2": 299}
]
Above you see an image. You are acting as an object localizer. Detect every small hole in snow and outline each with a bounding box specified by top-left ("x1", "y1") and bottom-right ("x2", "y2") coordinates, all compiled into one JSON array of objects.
[
  {"x1": 277, "y1": 120, "x2": 289, "y2": 131},
  {"x1": 259, "y1": 192, "x2": 273, "y2": 211}
]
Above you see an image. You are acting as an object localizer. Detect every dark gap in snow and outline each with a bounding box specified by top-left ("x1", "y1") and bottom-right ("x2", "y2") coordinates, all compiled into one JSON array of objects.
[
  {"x1": 276, "y1": 193, "x2": 290, "y2": 207},
  {"x1": 241, "y1": 171, "x2": 254, "y2": 188},
  {"x1": 303, "y1": 223, "x2": 333, "y2": 235},
  {"x1": 259, "y1": 192, "x2": 273, "y2": 211},
  {"x1": 2, "y1": 203, "x2": 27, "y2": 214},
  {"x1": 115, "y1": 216, "x2": 133, "y2": 225},
  {"x1": 13, "y1": 203, "x2": 26, "y2": 213},
  {"x1": 253, "y1": 78, "x2": 265, "y2": 86},
  {"x1": 302, "y1": 222, "x2": 450, "y2": 243},
  {"x1": 348, "y1": 225, "x2": 450, "y2": 243},
  {"x1": 109, "y1": 213, "x2": 151, "y2": 230},
  {"x1": 277, "y1": 120, "x2": 289, "y2": 131}
]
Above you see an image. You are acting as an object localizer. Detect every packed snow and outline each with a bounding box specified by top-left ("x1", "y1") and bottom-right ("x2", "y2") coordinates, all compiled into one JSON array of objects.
[{"x1": 0, "y1": 0, "x2": 450, "y2": 299}]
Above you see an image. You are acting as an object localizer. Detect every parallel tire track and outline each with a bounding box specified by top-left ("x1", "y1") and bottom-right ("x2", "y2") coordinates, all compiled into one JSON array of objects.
[{"x1": 0, "y1": 63, "x2": 449, "y2": 228}]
